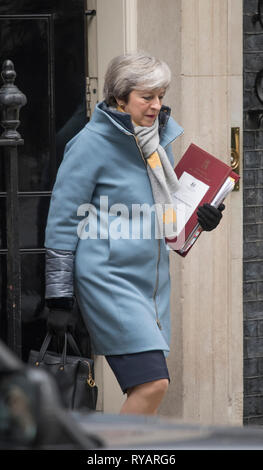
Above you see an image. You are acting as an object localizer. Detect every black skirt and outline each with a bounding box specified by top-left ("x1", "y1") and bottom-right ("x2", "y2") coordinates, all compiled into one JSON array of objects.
[{"x1": 105, "y1": 350, "x2": 170, "y2": 394}]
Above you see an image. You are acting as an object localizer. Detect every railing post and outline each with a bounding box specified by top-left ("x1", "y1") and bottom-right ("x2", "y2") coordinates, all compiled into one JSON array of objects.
[{"x1": 0, "y1": 60, "x2": 27, "y2": 358}]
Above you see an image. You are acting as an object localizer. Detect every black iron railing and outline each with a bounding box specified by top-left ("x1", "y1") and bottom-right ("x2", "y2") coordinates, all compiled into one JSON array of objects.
[{"x1": 0, "y1": 60, "x2": 27, "y2": 358}]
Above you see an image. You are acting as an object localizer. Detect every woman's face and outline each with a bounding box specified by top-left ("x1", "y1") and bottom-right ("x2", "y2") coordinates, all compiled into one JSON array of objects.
[{"x1": 118, "y1": 88, "x2": 166, "y2": 127}]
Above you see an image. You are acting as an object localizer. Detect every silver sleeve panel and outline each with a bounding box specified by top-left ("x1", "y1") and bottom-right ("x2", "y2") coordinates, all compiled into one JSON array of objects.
[{"x1": 45, "y1": 248, "x2": 75, "y2": 299}]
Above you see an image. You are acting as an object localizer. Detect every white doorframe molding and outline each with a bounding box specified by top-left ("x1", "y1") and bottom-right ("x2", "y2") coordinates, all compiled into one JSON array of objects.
[
  {"x1": 123, "y1": 0, "x2": 137, "y2": 53},
  {"x1": 96, "y1": 0, "x2": 138, "y2": 100}
]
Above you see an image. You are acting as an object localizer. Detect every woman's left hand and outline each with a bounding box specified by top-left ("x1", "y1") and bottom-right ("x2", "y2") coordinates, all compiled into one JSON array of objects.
[{"x1": 197, "y1": 203, "x2": 225, "y2": 231}]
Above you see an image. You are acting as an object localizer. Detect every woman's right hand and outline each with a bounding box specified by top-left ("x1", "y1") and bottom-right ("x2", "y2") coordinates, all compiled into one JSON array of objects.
[{"x1": 46, "y1": 298, "x2": 78, "y2": 336}]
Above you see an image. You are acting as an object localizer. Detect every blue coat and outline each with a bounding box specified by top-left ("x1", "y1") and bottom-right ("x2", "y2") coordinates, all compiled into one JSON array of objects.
[{"x1": 45, "y1": 102, "x2": 183, "y2": 356}]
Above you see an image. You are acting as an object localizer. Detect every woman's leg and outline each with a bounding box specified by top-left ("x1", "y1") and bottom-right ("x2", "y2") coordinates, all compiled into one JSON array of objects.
[{"x1": 120, "y1": 378, "x2": 169, "y2": 415}]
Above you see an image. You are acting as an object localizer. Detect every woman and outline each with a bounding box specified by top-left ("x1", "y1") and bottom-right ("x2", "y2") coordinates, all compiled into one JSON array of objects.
[{"x1": 44, "y1": 52, "x2": 224, "y2": 415}]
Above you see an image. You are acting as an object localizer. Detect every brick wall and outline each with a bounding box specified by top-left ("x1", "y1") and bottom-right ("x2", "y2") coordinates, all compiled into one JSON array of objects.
[{"x1": 244, "y1": 0, "x2": 263, "y2": 425}]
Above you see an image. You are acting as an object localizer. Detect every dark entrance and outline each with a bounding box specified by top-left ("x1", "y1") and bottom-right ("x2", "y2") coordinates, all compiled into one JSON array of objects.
[{"x1": 0, "y1": 0, "x2": 89, "y2": 360}]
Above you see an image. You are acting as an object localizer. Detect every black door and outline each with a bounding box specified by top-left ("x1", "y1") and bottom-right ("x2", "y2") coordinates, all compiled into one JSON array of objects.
[{"x1": 0, "y1": 0, "x2": 89, "y2": 360}]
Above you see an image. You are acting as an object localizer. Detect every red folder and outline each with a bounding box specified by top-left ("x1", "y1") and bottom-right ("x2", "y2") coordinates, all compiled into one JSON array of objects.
[{"x1": 166, "y1": 143, "x2": 240, "y2": 257}]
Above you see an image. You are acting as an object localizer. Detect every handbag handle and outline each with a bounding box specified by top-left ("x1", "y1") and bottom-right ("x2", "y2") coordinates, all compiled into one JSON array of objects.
[
  {"x1": 59, "y1": 333, "x2": 82, "y2": 368},
  {"x1": 36, "y1": 332, "x2": 82, "y2": 366},
  {"x1": 37, "y1": 332, "x2": 53, "y2": 362},
  {"x1": 66, "y1": 332, "x2": 82, "y2": 356},
  {"x1": 36, "y1": 332, "x2": 67, "y2": 366}
]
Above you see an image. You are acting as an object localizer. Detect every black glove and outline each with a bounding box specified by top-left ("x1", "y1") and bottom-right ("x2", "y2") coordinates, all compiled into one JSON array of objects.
[
  {"x1": 197, "y1": 203, "x2": 225, "y2": 232},
  {"x1": 46, "y1": 297, "x2": 78, "y2": 336}
]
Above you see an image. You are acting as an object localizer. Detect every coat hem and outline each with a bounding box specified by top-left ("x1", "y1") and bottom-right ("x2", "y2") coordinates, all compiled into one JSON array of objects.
[{"x1": 91, "y1": 345, "x2": 170, "y2": 357}]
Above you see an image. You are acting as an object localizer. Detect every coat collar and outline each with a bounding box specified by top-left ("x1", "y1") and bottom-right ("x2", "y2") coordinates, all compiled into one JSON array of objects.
[{"x1": 87, "y1": 101, "x2": 184, "y2": 147}]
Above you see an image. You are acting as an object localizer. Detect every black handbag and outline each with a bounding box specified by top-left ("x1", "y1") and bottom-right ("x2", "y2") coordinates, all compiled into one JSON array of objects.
[{"x1": 28, "y1": 332, "x2": 98, "y2": 410}]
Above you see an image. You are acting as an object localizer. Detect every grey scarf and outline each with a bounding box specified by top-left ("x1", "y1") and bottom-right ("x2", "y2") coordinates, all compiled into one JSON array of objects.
[{"x1": 134, "y1": 117, "x2": 180, "y2": 238}]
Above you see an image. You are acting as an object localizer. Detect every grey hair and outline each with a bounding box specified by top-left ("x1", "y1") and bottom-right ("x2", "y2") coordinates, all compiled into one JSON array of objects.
[{"x1": 103, "y1": 52, "x2": 171, "y2": 107}]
